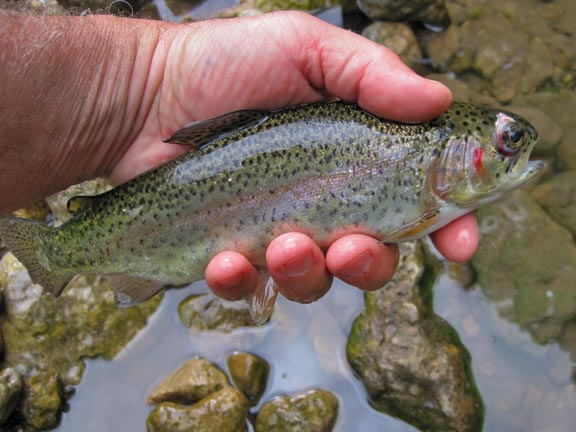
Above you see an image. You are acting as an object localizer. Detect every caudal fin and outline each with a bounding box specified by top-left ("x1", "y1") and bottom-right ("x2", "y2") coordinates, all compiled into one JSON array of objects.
[{"x1": 0, "y1": 217, "x2": 74, "y2": 296}]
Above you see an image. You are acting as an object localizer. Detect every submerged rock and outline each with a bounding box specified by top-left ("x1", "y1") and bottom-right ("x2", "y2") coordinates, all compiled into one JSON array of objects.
[
  {"x1": 357, "y1": 0, "x2": 450, "y2": 28},
  {"x1": 472, "y1": 190, "x2": 576, "y2": 343},
  {"x1": 147, "y1": 387, "x2": 249, "y2": 432},
  {"x1": 227, "y1": 352, "x2": 270, "y2": 406},
  {"x1": 0, "y1": 368, "x2": 22, "y2": 425},
  {"x1": 362, "y1": 22, "x2": 423, "y2": 71},
  {"x1": 147, "y1": 358, "x2": 230, "y2": 405},
  {"x1": 178, "y1": 293, "x2": 258, "y2": 332},
  {"x1": 347, "y1": 242, "x2": 483, "y2": 432},
  {"x1": 421, "y1": 0, "x2": 575, "y2": 102},
  {"x1": 255, "y1": 389, "x2": 338, "y2": 432},
  {"x1": 532, "y1": 171, "x2": 576, "y2": 238}
]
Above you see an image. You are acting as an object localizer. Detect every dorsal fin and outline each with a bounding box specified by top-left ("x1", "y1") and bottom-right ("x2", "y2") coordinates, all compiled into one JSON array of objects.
[
  {"x1": 67, "y1": 195, "x2": 97, "y2": 214},
  {"x1": 164, "y1": 109, "x2": 269, "y2": 149}
]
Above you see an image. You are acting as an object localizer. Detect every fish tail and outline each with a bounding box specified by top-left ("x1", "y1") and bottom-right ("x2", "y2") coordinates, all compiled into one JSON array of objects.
[{"x1": 0, "y1": 217, "x2": 73, "y2": 295}]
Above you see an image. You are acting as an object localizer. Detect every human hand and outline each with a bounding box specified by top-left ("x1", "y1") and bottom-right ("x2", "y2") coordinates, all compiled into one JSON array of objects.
[{"x1": 108, "y1": 12, "x2": 478, "y2": 302}]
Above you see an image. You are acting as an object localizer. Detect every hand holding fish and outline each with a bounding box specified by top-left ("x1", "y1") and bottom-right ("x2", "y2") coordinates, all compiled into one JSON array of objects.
[{"x1": 0, "y1": 10, "x2": 480, "y2": 312}]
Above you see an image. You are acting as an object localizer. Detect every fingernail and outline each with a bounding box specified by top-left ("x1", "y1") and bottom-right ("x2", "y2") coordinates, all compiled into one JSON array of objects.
[
  {"x1": 277, "y1": 250, "x2": 313, "y2": 277},
  {"x1": 336, "y1": 250, "x2": 374, "y2": 279}
]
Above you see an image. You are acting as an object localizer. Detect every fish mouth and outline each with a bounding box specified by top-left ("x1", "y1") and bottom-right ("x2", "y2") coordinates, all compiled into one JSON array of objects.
[{"x1": 510, "y1": 159, "x2": 546, "y2": 188}]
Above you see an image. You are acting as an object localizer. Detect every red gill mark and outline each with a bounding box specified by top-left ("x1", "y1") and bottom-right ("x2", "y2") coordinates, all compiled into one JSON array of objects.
[{"x1": 473, "y1": 148, "x2": 484, "y2": 172}]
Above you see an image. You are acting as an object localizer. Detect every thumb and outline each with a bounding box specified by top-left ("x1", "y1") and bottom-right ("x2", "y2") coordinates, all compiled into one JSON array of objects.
[{"x1": 283, "y1": 12, "x2": 452, "y2": 122}]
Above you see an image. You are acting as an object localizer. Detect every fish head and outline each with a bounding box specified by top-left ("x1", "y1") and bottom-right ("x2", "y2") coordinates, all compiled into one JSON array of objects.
[{"x1": 431, "y1": 103, "x2": 545, "y2": 209}]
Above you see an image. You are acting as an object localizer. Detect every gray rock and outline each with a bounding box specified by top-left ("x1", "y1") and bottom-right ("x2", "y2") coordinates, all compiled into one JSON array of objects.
[
  {"x1": 147, "y1": 358, "x2": 230, "y2": 405},
  {"x1": 347, "y1": 242, "x2": 483, "y2": 432},
  {"x1": 147, "y1": 387, "x2": 249, "y2": 432},
  {"x1": 255, "y1": 389, "x2": 338, "y2": 432},
  {"x1": 227, "y1": 352, "x2": 270, "y2": 406},
  {"x1": 472, "y1": 190, "x2": 576, "y2": 343},
  {"x1": 0, "y1": 368, "x2": 22, "y2": 425}
]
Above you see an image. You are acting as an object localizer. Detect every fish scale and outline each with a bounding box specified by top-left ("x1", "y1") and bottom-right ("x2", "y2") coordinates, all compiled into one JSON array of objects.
[{"x1": 0, "y1": 101, "x2": 543, "y2": 312}]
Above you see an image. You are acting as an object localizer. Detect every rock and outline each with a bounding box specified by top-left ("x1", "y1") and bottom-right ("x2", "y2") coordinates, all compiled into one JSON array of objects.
[
  {"x1": 347, "y1": 242, "x2": 483, "y2": 432},
  {"x1": 227, "y1": 352, "x2": 270, "y2": 406},
  {"x1": 421, "y1": 0, "x2": 574, "y2": 102},
  {"x1": 58, "y1": 0, "x2": 148, "y2": 14},
  {"x1": 531, "y1": 171, "x2": 576, "y2": 238},
  {"x1": 0, "y1": 368, "x2": 22, "y2": 425},
  {"x1": 513, "y1": 90, "x2": 576, "y2": 171},
  {"x1": 471, "y1": 190, "x2": 576, "y2": 343},
  {"x1": 362, "y1": 22, "x2": 423, "y2": 71},
  {"x1": 178, "y1": 293, "x2": 258, "y2": 332},
  {"x1": 147, "y1": 387, "x2": 249, "y2": 432},
  {"x1": 0, "y1": 254, "x2": 161, "y2": 429},
  {"x1": 357, "y1": 0, "x2": 450, "y2": 28},
  {"x1": 147, "y1": 358, "x2": 229, "y2": 405},
  {"x1": 255, "y1": 389, "x2": 338, "y2": 432},
  {"x1": 19, "y1": 371, "x2": 62, "y2": 430}
]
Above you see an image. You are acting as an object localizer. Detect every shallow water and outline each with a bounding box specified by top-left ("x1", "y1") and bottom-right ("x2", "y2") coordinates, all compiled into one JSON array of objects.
[{"x1": 58, "y1": 267, "x2": 576, "y2": 431}]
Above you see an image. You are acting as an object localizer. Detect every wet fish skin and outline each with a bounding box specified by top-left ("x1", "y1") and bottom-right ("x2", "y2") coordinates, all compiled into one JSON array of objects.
[{"x1": 0, "y1": 101, "x2": 542, "y2": 302}]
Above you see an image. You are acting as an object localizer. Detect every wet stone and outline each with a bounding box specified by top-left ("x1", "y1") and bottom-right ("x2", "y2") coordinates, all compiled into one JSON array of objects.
[
  {"x1": 147, "y1": 387, "x2": 249, "y2": 432},
  {"x1": 532, "y1": 171, "x2": 576, "y2": 238},
  {"x1": 19, "y1": 371, "x2": 62, "y2": 430},
  {"x1": 0, "y1": 368, "x2": 22, "y2": 425},
  {"x1": 472, "y1": 190, "x2": 576, "y2": 344},
  {"x1": 255, "y1": 389, "x2": 338, "y2": 432},
  {"x1": 347, "y1": 242, "x2": 483, "y2": 432},
  {"x1": 357, "y1": 0, "x2": 450, "y2": 28},
  {"x1": 147, "y1": 358, "x2": 230, "y2": 405},
  {"x1": 362, "y1": 22, "x2": 423, "y2": 71},
  {"x1": 178, "y1": 293, "x2": 258, "y2": 332},
  {"x1": 227, "y1": 352, "x2": 270, "y2": 406}
]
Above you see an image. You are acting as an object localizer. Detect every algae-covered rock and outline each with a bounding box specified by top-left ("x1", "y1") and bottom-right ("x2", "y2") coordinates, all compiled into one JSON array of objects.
[
  {"x1": 532, "y1": 171, "x2": 576, "y2": 238},
  {"x1": 357, "y1": 0, "x2": 450, "y2": 28},
  {"x1": 362, "y1": 22, "x2": 423, "y2": 71},
  {"x1": 421, "y1": 0, "x2": 574, "y2": 102},
  {"x1": 0, "y1": 253, "x2": 161, "y2": 428},
  {"x1": 147, "y1": 387, "x2": 249, "y2": 432},
  {"x1": 0, "y1": 368, "x2": 22, "y2": 425},
  {"x1": 227, "y1": 352, "x2": 270, "y2": 406},
  {"x1": 178, "y1": 293, "x2": 258, "y2": 332},
  {"x1": 147, "y1": 358, "x2": 229, "y2": 405},
  {"x1": 19, "y1": 371, "x2": 62, "y2": 430},
  {"x1": 255, "y1": 389, "x2": 338, "y2": 432},
  {"x1": 347, "y1": 242, "x2": 483, "y2": 432},
  {"x1": 513, "y1": 90, "x2": 576, "y2": 171},
  {"x1": 472, "y1": 190, "x2": 576, "y2": 343}
]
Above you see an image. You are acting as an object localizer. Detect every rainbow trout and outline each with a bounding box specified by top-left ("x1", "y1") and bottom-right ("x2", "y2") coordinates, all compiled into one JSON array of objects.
[{"x1": 0, "y1": 101, "x2": 543, "y2": 314}]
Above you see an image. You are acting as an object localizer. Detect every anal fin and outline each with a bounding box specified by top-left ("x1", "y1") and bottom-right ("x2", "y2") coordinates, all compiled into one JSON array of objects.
[
  {"x1": 105, "y1": 274, "x2": 165, "y2": 307},
  {"x1": 382, "y1": 209, "x2": 441, "y2": 243}
]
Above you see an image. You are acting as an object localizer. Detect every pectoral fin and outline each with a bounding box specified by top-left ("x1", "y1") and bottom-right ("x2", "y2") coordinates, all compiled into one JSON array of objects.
[
  {"x1": 164, "y1": 109, "x2": 269, "y2": 149},
  {"x1": 382, "y1": 209, "x2": 441, "y2": 243},
  {"x1": 245, "y1": 270, "x2": 278, "y2": 326},
  {"x1": 105, "y1": 274, "x2": 165, "y2": 307}
]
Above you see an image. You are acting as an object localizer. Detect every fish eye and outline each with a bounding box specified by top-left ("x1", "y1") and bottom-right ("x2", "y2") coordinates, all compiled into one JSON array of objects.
[{"x1": 494, "y1": 114, "x2": 524, "y2": 156}]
